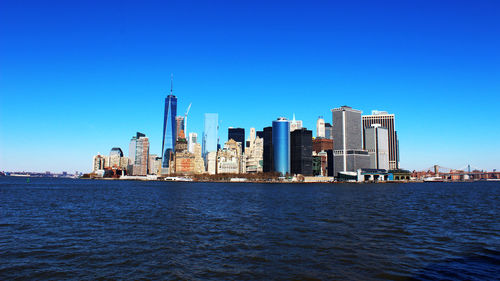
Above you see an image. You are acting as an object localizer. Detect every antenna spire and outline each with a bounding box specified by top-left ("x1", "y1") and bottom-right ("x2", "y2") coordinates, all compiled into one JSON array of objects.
[{"x1": 170, "y1": 73, "x2": 173, "y2": 95}]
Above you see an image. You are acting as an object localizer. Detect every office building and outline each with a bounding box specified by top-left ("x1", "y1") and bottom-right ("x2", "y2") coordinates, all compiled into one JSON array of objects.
[
  {"x1": 256, "y1": 130, "x2": 264, "y2": 139},
  {"x1": 93, "y1": 155, "x2": 107, "y2": 172},
  {"x1": 316, "y1": 116, "x2": 325, "y2": 138},
  {"x1": 202, "y1": 113, "x2": 218, "y2": 158},
  {"x1": 262, "y1": 127, "x2": 273, "y2": 172},
  {"x1": 175, "y1": 116, "x2": 185, "y2": 140},
  {"x1": 148, "y1": 154, "x2": 161, "y2": 175},
  {"x1": 129, "y1": 132, "x2": 149, "y2": 176},
  {"x1": 109, "y1": 147, "x2": 123, "y2": 168},
  {"x1": 362, "y1": 110, "x2": 399, "y2": 169},
  {"x1": 228, "y1": 127, "x2": 245, "y2": 153},
  {"x1": 332, "y1": 106, "x2": 369, "y2": 176},
  {"x1": 364, "y1": 124, "x2": 390, "y2": 170},
  {"x1": 188, "y1": 132, "x2": 197, "y2": 153},
  {"x1": 290, "y1": 114, "x2": 303, "y2": 132},
  {"x1": 206, "y1": 151, "x2": 217, "y2": 175},
  {"x1": 161, "y1": 86, "x2": 177, "y2": 173},
  {"x1": 290, "y1": 128, "x2": 313, "y2": 176},
  {"x1": 312, "y1": 138, "x2": 333, "y2": 153},
  {"x1": 325, "y1": 123, "x2": 333, "y2": 140},
  {"x1": 272, "y1": 117, "x2": 290, "y2": 175},
  {"x1": 217, "y1": 139, "x2": 244, "y2": 174},
  {"x1": 245, "y1": 127, "x2": 263, "y2": 173},
  {"x1": 193, "y1": 143, "x2": 205, "y2": 174}
]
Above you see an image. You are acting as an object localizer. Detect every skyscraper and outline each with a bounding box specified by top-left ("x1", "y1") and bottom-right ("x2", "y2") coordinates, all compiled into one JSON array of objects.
[
  {"x1": 130, "y1": 132, "x2": 149, "y2": 176},
  {"x1": 362, "y1": 110, "x2": 399, "y2": 169},
  {"x1": 316, "y1": 116, "x2": 325, "y2": 138},
  {"x1": 228, "y1": 127, "x2": 245, "y2": 153},
  {"x1": 272, "y1": 117, "x2": 290, "y2": 175},
  {"x1": 325, "y1": 123, "x2": 333, "y2": 140},
  {"x1": 188, "y1": 132, "x2": 197, "y2": 153},
  {"x1": 202, "y1": 113, "x2": 218, "y2": 158},
  {"x1": 289, "y1": 114, "x2": 303, "y2": 132},
  {"x1": 262, "y1": 126, "x2": 273, "y2": 172},
  {"x1": 161, "y1": 78, "x2": 177, "y2": 173},
  {"x1": 175, "y1": 116, "x2": 185, "y2": 140},
  {"x1": 332, "y1": 106, "x2": 369, "y2": 176},
  {"x1": 364, "y1": 124, "x2": 389, "y2": 170},
  {"x1": 290, "y1": 128, "x2": 313, "y2": 176}
]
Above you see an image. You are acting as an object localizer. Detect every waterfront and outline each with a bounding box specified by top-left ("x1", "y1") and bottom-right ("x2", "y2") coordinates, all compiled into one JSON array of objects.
[{"x1": 1, "y1": 177, "x2": 499, "y2": 280}]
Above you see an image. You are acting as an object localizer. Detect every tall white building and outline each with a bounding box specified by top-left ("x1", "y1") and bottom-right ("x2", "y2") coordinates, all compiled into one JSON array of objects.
[
  {"x1": 289, "y1": 114, "x2": 303, "y2": 132},
  {"x1": 188, "y1": 132, "x2": 197, "y2": 153},
  {"x1": 316, "y1": 116, "x2": 325, "y2": 138}
]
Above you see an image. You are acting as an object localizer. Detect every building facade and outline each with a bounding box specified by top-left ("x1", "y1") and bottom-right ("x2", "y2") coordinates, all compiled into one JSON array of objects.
[
  {"x1": 228, "y1": 127, "x2": 245, "y2": 153},
  {"x1": 332, "y1": 106, "x2": 369, "y2": 176},
  {"x1": 272, "y1": 117, "x2": 290, "y2": 175},
  {"x1": 203, "y1": 113, "x2": 218, "y2": 159},
  {"x1": 130, "y1": 132, "x2": 149, "y2": 176},
  {"x1": 364, "y1": 124, "x2": 390, "y2": 170},
  {"x1": 316, "y1": 116, "x2": 325, "y2": 138},
  {"x1": 325, "y1": 123, "x2": 333, "y2": 140},
  {"x1": 161, "y1": 94, "x2": 177, "y2": 172},
  {"x1": 262, "y1": 126, "x2": 273, "y2": 173},
  {"x1": 290, "y1": 128, "x2": 313, "y2": 176},
  {"x1": 188, "y1": 132, "x2": 197, "y2": 153},
  {"x1": 290, "y1": 114, "x2": 303, "y2": 132},
  {"x1": 312, "y1": 138, "x2": 333, "y2": 153},
  {"x1": 362, "y1": 110, "x2": 399, "y2": 169},
  {"x1": 245, "y1": 127, "x2": 263, "y2": 173},
  {"x1": 175, "y1": 116, "x2": 185, "y2": 140}
]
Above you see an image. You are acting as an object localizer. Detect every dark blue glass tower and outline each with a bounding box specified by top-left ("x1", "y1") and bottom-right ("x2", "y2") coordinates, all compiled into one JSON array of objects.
[{"x1": 162, "y1": 94, "x2": 177, "y2": 169}]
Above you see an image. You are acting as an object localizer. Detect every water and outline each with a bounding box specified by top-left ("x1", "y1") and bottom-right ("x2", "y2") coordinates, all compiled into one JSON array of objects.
[{"x1": 1, "y1": 177, "x2": 499, "y2": 280}]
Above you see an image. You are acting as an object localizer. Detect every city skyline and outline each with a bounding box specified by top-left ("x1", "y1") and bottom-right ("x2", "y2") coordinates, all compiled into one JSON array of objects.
[{"x1": 1, "y1": 1, "x2": 499, "y2": 172}]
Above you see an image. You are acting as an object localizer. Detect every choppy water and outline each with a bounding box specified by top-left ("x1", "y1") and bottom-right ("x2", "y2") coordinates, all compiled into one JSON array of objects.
[{"x1": 0, "y1": 177, "x2": 499, "y2": 280}]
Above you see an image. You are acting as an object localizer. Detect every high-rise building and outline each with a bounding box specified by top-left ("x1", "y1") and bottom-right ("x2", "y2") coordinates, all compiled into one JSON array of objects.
[
  {"x1": 262, "y1": 127, "x2": 273, "y2": 172},
  {"x1": 93, "y1": 155, "x2": 107, "y2": 172},
  {"x1": 364, "y1": 124, "x2": 389, "y2": 170},
  {"x1": 188, "y1": 132, "x2": 197, "y2": 153},
  {"x1": 161, "y1": 82, "x2": 177, "y2": 173},
  {"x1": 193, "y1": 143, "x2": 205, "y2": 174},
  {"x1": 256, "y1": 130, "x2": 264, "y2": 139},
  {"x1": 362, "y1": 110, "x2": 399, "y2": 169},
  {"x1": 206, "y1": 151, "x2": 217, "y2": 175},
  {"x1": 228, "y1": 127, "x2": 245, "y2": 153},
  {"x1": 290, "y1": 114, "x2": 303, "y2": 132},
  {"x1": 272, "y1": 117, "x2": 290, "y2": 175},
  {"x1": 129, "y1": 132, "x2": 149, "y2": 176},
  {"x1": 325, "y1": 123, "x2": 333, "y2": 140},
  {"x1": 290, "y1": 128, "x2": 313, "y2": 176},
  {"x1": 316, "y1": 116, "x2": 325, "y2": 138},
  {"x1": 332, "y1": 106, "x2": 369, "y2": 176},
  {"x1": 202, "y1": 113, "x2": 218, "y2": 159},
  {"x1": 109, "y1": 147, "x2": 123, "y2": 168},
  {"x1": 175, "y1": 116, "x2": 185, "y2": 140},
  {"x1": 217, "y1": 139, "x2": 244, "y2": 174},
  {"x1": 245, "y1": 127, "x2": 263, "y2": 173}
]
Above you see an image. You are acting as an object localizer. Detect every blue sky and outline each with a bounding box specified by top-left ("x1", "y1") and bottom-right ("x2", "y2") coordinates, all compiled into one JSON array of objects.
[{"x1": 1, "y1": 0, "x2": 499, "y2": 173}]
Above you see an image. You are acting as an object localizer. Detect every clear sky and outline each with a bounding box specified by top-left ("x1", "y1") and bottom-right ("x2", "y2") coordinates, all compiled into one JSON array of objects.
[{"x1": 1, "y1": 0, "x2": 499, "y2": 173}]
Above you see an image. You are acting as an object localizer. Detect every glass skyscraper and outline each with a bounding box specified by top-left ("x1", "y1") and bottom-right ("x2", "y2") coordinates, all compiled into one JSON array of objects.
[
  {"x1": 272, "y1": 117, "x2": 290, "y2": 175},
  {"x1": 202, "y1": 113, "x2": 218, "y2": 158},
  {"x1": 162, "y1": 94, "x2": 177, "y2": 169}
]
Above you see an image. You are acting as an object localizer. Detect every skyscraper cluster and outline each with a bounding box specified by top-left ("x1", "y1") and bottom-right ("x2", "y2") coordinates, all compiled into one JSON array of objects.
[{"x1": 92, "y1": 81, "x2": 400, "y2": 180}]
